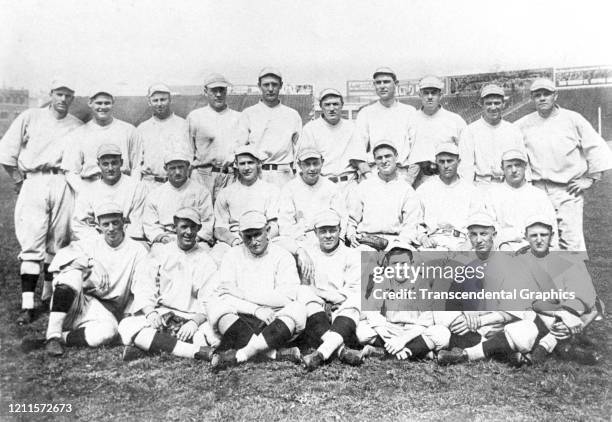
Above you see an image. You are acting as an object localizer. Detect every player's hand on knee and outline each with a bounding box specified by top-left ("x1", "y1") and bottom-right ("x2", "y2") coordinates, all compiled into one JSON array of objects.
[
  {"x1": 464, "y1": 313, "x2": 481, "y2": 331},
  {"x1": 450, "y1": 314, "x2": 469, "y2": 335},
  {"x1": 384, "y1": 336, "x2": 408, "y2": 355},
  {"x1": 550, "y1": 321, "x2": 571, "y2": 340},
  {"x1": 146, "y1": 311, "x2": 163, "y2": 330},
  {"x1": 396, "y1": 348, "x2": 410, "y2": 360},
  {"x1": 255, "y1": 307, "x2": 275, "y2": 325},
  {"x1": 348, "y1": 234, "x2": 361, "y2": 248},
  {"x1": 177, "y1": 320, "x2": 198, "y2": 342},
  {"x1": 296, "y1": 248, "x2": 314, "y2": 285},
  {"x1": 567, "y1": 177, "x2": 593, "y2": 196}
]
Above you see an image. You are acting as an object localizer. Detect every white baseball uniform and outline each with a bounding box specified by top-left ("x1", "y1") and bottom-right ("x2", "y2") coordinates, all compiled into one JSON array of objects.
[
  {"x1": 142, "y1": 178, "x2": 214, "y2": 243},
  {"x1": 516, "y1": 106, "x2": 612, "y2": 250},
  {"x1": 458, "y1": 117, "x2": 527, "y2": 188},
  {"x1": 278, "y1": 176, "x2": 347, "y2": 242},
  {"x1": 0, "y1": 107, "x2": 83, "y2": 271},
  {"x1": 71, "y1": 174, "x2": 147, "y2": 241},
  {"x1": 135, "y1": 113, "x2": 192, "y2": 191},
  {"x1": 187, "y1": 105, "x2": 241, "y2": 200},
  {"x1": 237, "y1": 101, "x2": 302, "y2": 188}
]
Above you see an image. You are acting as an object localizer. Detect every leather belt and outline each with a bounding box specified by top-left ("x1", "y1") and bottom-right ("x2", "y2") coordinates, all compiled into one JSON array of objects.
[
  {"x1": 211, "y1": 167, "x2": 230, "y2": 174},
  {"x1": 475, "y1": 174, "x2": 504, "y2": 182},
  {"x1": 24, "y1": 168, "x2": 60, "y2": 178},
  {"x1": 328, "y1": 175, "x2": 351, "y2": 183},
  {"x1": 193, "y1": 164, "x2": 231, "y2": 174},
  {"x1": 81, "y1": 174, "x2": 101, "y2": 181},
  {"x1": 261, "y1": 163, "x2": 293, "y2": 171}
]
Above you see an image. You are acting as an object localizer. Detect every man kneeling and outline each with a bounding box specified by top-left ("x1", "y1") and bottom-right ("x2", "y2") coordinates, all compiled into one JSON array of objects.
[
  {"x1": 118, "y1": 207, "x2": 219, "y2": 361},
  {"x1": 208, "y1": 211, "x2": 307, "y2": 370},
  {"x1": 41, "y1": 203, "x2": 148, "y2": 356}
]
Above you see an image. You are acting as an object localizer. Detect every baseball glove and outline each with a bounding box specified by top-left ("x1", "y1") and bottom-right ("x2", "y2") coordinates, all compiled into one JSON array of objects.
[
  {"x1": 159, "y1": 312, "x2": 191, "y2": 340},
  {"x1": 358, "y1": 234, "x2": 389, "y2": 251}
]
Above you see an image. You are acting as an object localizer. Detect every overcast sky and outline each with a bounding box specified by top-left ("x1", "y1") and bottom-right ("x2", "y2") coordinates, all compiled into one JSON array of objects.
[{"x1": 2, "y1": 0, "x2": 611, "y2": 96}]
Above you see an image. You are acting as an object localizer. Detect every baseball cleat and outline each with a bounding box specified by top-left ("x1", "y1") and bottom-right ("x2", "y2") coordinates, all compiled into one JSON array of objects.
[
  {"x1": 194, "y1": 346, "x2": 216, "y2": 362},
  {"x1": 525, "y1": 345, "x2": 549, "y2": 366},
  {"x1": 45, "y1": 337, "x2": 64, "y2": 357},
  {"x1": 555, "y1": 342, "x2": 602, "y2": 365},
  {"x1": 360, "y1": 345, "x2": 386, "y2": 359},
  {"x1": 276, "y1": 347, "x2": 302, "y2": 364},
  {"x1": 211, "y1": 350, "x2": 239, "y2": 371},
  {"x1": 437, "y1": 347, "x2": 468, "y2": 365},
  {"x1": 302, "y1": 351, "x2": 324, "y2": 371},
  {"x1": 122, "y1": 345, "x2": 147, "y2": 362},
  {"x1": 338, "y1": 347, "x2": 363, "y2": 366},
  {"x1": 21, "y1": 337, "x2": 46, "y2": 353},
  {"x1": 16, "y1": 309, "x2": 35, "y2": 326}
]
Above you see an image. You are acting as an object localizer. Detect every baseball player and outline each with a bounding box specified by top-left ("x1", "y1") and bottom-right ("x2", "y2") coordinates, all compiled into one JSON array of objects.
[
  {"x1": 135, "y1": 83, "x2": 192, "y2": 192},
  {"x1": 298, "y1": 88, "x2": 370, "y2": 198},
  {"x1": 72, "y1": 144, "x2": 147, "y2": 241},
  {"x1": 407, "y1": 76, "x2": 466, "y2": 187},
  {"x1": 438, "y1": 212, "x2": 540, "y2": 366},
  {"x1": 0, "y1": 79, "x2": 83, "y2": 324},
  {"x1": 41, "y1": 203, "x2": 148, "y2": 356},
  {"x1": 516, "y1": 77, "x2": 612, "y2": 251},
  {"x1": 142, "y1": 150, "x2": 214, "y2": 248},
  {"x1": 213, "y1": 145, "x2": 280, "y2": 253},
  {"x1": 118, "y1": 207, "x2": 219, "y2": 362},
  {"x1": 237, "y1": 67, "x2": 302, "y2": 188},
  {"x1": 517, "y1": 216, "x2": 601, "y2": 365},
  {"x1": 486, "y1": 149, "x2": 559, "y2": 251},
  {"x1": 61, "y1": 88, "x2": 140, "y2": 196},
  {"x1": 357, "y1": 245, "x2": 452, "y2": 361},
  {"x1": 187, "y1": 73, "x2": 241, "y2": 201},
  {"x1": 416, "y1": 143, "x2": 479, "y2": 250},
  {"x1": 347, "y1": 140, "x2": 425, "y2": 251},
  {"x1": 208, "y1": 211, "x2": 306, "y2": 369},
  {"x1": 296, "y1": 209, "x2": 363, "y2": 370},
  {"x1": 458, "y1": 84, "x2": 527, "y2": 192},
  {"x1": 354, "y1": 67, "x2": 415, "y2": 180},
  {"x1": 278, "y1": 148, "x2": 347, "y2": 244}
]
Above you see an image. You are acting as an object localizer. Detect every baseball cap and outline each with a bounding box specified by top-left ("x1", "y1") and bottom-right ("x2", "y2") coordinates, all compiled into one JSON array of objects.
[
  {"x1": 530, "y1": 78, "x2": 556, "y2": 93},
  {"x1": 419, "y1": 76, "x2": 444, "y2": 91},
  {"x1": 95, "y1": 202, "x2": 123, "y2": 219},
  {"x1": 467, "y1": 212, "x2": 496, "y2": 229},
  {"x1": 373, "y1": 67, "x2": 397, "y2": 80},
  {"x1": 89, "y1": 89, "x2": 114, "y2": 100},
  {"x1": 313, "y1": 209, "x2": 341, "y2": 229},
  {"x1": 164, "y1": 150, "x2": 192, "y2": 165},
  {"x1": 524, "y1": 214, "x2": 553, "y2": 231},
  {"x1": 204, "y1": 73, "x2": 231, "y2": 89},
  {"x1": 174, "y1": 207, "x2": 201, "y2": 226},
  {"x1": 371, "y1": 139, "x2": 397, "y2": 154},
  {"x1": 480, "y1": 84, "x2": 505, "y2": 99},
  {"x1": 234, "y1": 145, "x2": 266, "y2": 161},
  {"x1": 297, "y1": 147, "x2": 323, "y2": 162},
  {"x1": 147, "y1": 83, "x2": 171, "y2": 97},
  {"x1": 501, "y1": 149, "x2": 528, "y2": 163},
  {"x1": 435, "y1": 142, "x2": 459, "y2": 157},
  {"x1": 96, "y1": 143, "x2": 122, "y2": 159},
  {"x1": 319, "y1": 88, "x2": 343, "y2": 102},
  {"x1": 50, "y1": 79, "x2": 74, "y2": 93},
  {"x1": 258, "y1": 67, "x2": 283, "y2": 81},
  {"x1": 239, "y1": 210, "x2": 268, "y2": 231}
]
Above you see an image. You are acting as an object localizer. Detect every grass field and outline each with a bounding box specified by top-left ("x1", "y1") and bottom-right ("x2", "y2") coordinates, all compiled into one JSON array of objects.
[{"x1": 0, "y1": 170, "x2": 610, "y2": 422}]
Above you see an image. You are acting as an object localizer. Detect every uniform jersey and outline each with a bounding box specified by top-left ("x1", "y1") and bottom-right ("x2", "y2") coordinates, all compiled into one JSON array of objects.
[
  {"x1": 142, "y1": 178, "x2": 214, "y2": 242},
  {"x1": 516, "y1": 106, "x2": 612, "y2": 183},
  {"x1": 214, "y1": 179, "x2": 280, "y2": 235},
  {"x1": 355, "y1": 100, "x2": 415, "y2": 164},
  {"x1": 237, "y1": 101, "x2": 302, "y2": 165},
  {"x1": 305, "y1": 243, "x2": 360, "y2": 303},
  {"x1": 278, "y1": 176, "x2": 347, "y2": 239},
  {"x1": 61, "y1": 118, "x2": 140, "y2": 178},
  {"x1": 0, "y1": 107, "x2": 82, "y2": 174},
  {"x1": 348, "y1": 173, "x2": 423, "y2": 243},
  {"x1": 416, "y1": 176, "x2": 479, "y2": 233},
  {"x1": 458, "y1": 117, "x2": 526, "y2": 181},
  {"x1": 187, "y1": 106, "x2": 242, "y2": 168},
  {"x1": 298, "y1": 118, "x2": 366, "y2": 176},
  {"x1": 216, "y1": 244, "x2": 300, "y2": 311},
  {"x1": 135, "y1": 113, "x2": 192, "y2": 179},
  {"x1": 71, "y1": 175, "x2": 147, "y2": 240},
  {"x1": 486, "y1": 182, "x2": 559, "y2": 248},
  {"x1": 407, "y1": 107, "x2": 466, "y2": 165},
  {"x1": 131, "y1": 241, "x2": 218, "y2": 315}
]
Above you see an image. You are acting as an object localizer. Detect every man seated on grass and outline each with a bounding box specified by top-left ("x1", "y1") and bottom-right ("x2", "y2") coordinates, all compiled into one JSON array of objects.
[
  {"x1": 295, "y1": 209, "x2": 363, "y2": 371},
  {"x1": 357, "y1": 244, "x2": 452, "y2": 361},
  {"x1": 208, "y1": 211, "x2": 307, "y2": 370},
  {"x1": 517, "y1": 215, "x2": 602, "y2": 365},
  {"x1": 23, "y1": 203, "x2": 148, "y2": 356},
  {"x1": 118, "y1": 207, "x2": 219, "y2": 362}
]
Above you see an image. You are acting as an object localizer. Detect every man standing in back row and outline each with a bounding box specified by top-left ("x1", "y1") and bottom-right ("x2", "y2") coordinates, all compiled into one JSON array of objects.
[
  {"x1": 516, "y1": 78, "x2": 612, "y2": 251},
  {"x1": 237, "y1": 67, "x2": 302, "y2": 188}
]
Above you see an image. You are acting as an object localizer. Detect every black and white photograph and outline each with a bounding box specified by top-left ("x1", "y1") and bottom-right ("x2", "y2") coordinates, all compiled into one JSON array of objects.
[{"x1": 1, "y1": 0, "x2": 611, "y2": 420}]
